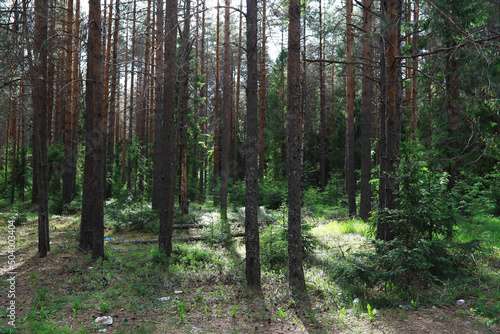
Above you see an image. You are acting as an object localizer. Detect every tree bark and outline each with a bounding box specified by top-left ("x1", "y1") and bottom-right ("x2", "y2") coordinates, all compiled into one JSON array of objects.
[
  {"x1": 80, "y1": 0, "x2": 105, "y2": 260},
  {"x1": 213, "y1": 0, "x2": 220, "y2": 191},
  {"x1": 377, "y1": 0, "x2": 402, "y2": 241},
  {"x1": 319, "y1": 0, "x2": 326, "y2": 192},
  {"x1": 287, "y1": 0, "x2": 306, "y2": 296},
  {"x1": 158, "y1": 0, "x2": 178, "y2": 256},
  {"x1": 198, "y1": 0, "x2": 206, "y2": 200},
  {"x1": 410, "y1": 0, "x2": 419, "y2": 139},
  {"x1": 179, "y1": 0, "x2": 192, "y2": 216},
  {"x1": 220, "y1": 0, "x2": 230, "y2": 222},
  {"x1": 233, "y1": 0, "x2": 243, "y2": 185},
  {"x1": 359, "y1": 0, "x2": 373, "y2": 220},
  {"x1": 106, "y1": 0, "x2": 120, "y2": 198},
  {"x1": 33, "y1": 0, "x2": 50, "y2": 257},
  {"x1": 127, "y1": 0, "x2": 137, "y2": 191},
  {"x1": 345, "y1": 0, "x2": 356, "y2": 217},
  {"x1": 258, "y1": 0, "x2": 266, "y2": 180},
  {"x1": 152, "y1": 0, "x2": 164, "y2": 210},
  {"x1": 62, "y1": 0, "x2": 75, "y2": 204},
  {"x1": 245, "y1": 0, "x2": 261, "y2": 291}
]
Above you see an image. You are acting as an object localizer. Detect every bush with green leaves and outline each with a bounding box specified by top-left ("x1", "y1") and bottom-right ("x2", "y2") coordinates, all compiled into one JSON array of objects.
[{"x1": 104, "y1": 200, "x2": 158, "y2": 233}]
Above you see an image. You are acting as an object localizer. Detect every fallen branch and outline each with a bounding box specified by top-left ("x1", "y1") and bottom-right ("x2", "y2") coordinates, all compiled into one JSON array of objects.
[{"x1": 105, "y1": 232, "x2": 246, "y2": 244}]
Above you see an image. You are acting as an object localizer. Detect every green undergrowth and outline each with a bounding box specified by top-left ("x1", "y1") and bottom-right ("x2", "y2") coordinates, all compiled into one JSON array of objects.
[{"x1": 1, "y1": 203, "x2": 499, "y2": 333}]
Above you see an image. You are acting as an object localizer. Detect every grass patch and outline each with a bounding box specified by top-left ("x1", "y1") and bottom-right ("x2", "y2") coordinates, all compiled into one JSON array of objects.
[{"x1": 1, "y1": 203, "x2": 498, "y2": 333}]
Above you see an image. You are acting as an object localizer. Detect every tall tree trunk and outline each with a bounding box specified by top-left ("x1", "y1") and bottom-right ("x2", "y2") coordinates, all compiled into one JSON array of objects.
[
  {"x1": 106, "y1": 0, "x2": 120, "y2": 198},
  {"x1": 71, "y1": 0, "x2": 81, "y2": 200},
  {"x1": 63, "y1": 0, "x2": 75, "y2": 204},
  {"x1": 179, "y1": 0, "x2": 192, "y2": 216},
  {"x1": 330, "y1": 64, "x2": 335, "y2": 171},
  {"x1": 345, "y1": 0, "x2": 356, "y2": 217},
  {"x1": 213, "y1": 0, "x2": 220, "y2": 191},
  {"x1": 245, "y1": 0, "x2": 261, "y2": 291},
  {"x1": 127, "y1": 0, "x2": 137, "y2": 191},
  {"x1": 258, "y1": 0, "x2": 266, "y2": 180},
  {"x1": 287, "y1": 0, "x2": 306, "y2": 296},
  {"x1": 220, "y1": 0, "x2": 230, "y2": 222},
  {"x1": 152, "y1": 0, "x2": 164, "y2": 210},
  {"x1": 410, "y1": 0, "x2": 419, "y2": 139},
  {"x1": 377, "y1": 0, "x2": 402, "y2": 241},
  {"x1": 9, "y1": 111, "x2": 16, "y2": 205},
  {"x1": 233, "y1": 0, "x2": 243, "y2": 185},
  {"x1": 158, "y1": 0, "x2": 178, "y2": 255},
  {"x1": 47, "y1": 0, "x2": 56, "y2": 148},
  {"x1": 319, "y1": 0, "x2": 326, "y2": 192},
  {"x1": 121, "y1": 23, "x2": 128, "y2": 187},
  {"x1": 80, "y1": 0, "x2": 105, "y2": 260},
  {"x1": 33, "y1": 0, "x2": 50, "y2": 257},
  {"x1": 198, "y1": 0, "x2": 206, "y2": 200},
  {"x1": 359, "y1": 0, "x2": 373, "y2": 220}
]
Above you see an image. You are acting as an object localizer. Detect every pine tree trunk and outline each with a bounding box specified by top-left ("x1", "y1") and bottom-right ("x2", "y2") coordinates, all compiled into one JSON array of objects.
[
  {"x1": 179, "y1": 0, "x2": 192, "y2": 216},
  {"x1": 213, "y1": 1, "x2": 220, "y2": 191},
  {"x1": 106, "y1": 0, "x2": 120, "y2": 199},
  {"x1": 127, "y1": 0, "x2": 137, "y2": 191},
  {"x1": 158, "y1": 0, "x2": 178, "y2": 255},
  {"x1": 33, "y1": 0, "x2": 50, "y2": 257},
  {"x1": 377, "y1": 0, "x2": 402, "y2": 241},
  {"x1": 410, "y1": 0, "x2": 419, "y2": 139},
  {"x1": 152, "y1": 0, "x2": 163, "y2": 210},
  {"x1": 245, "y1": 0, "x2": 261, "y2": 291},
  {"x1": 220, "y1": 0, "x2": 230, "y2": 222},
  {"x1": 233, "y1": 0, "x2": 243, "y2": 185},
  {"x1": 319, "y1": 0, "x2": 326, "y2": 192},
  {"x1": 287, "y1": 0, "x2": 306, "y2": 296},
  {"x1": 198, "y1": 0, "x2": 206, "y2": 200},
  {"x1": 80, "y1": 0, "x2": 105, "y2": 260},
  {"x1": 345, "y1": 0, "x2": 356, "y2": 217},
  {"x1": 258, "y1": 0, "x2": 266, "y2": 180},
  {"x1": 359, "y1": 0, "x2": 373, "y2": 220}
]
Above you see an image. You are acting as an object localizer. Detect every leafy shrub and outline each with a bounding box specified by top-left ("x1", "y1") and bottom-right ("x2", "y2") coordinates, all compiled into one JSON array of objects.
[{"x1": 105, "y1": 200, "x2": 158, "y2": 233}]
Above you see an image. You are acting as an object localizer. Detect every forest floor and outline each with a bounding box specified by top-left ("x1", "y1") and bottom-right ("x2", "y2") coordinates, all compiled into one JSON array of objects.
[{"x1": 0, "y1": 209, "x2": 499, "y2": 334}]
